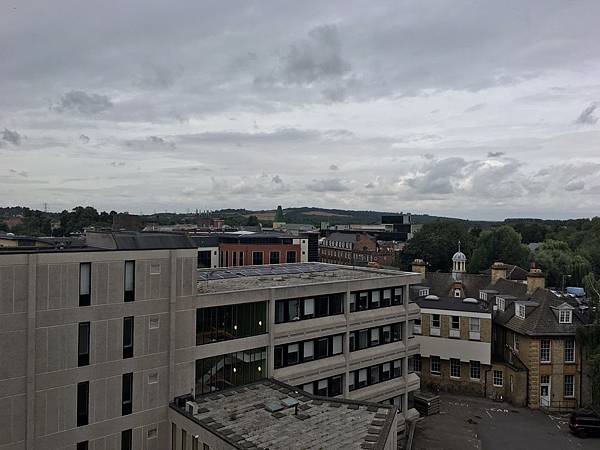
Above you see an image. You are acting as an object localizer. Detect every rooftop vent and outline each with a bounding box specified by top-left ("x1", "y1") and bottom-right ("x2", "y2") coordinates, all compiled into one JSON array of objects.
[
  {"x1": 462, "y1": 297, "x2": 479, "y2": 304},
  {"x1": 425, "y1": 294, "x2": 439, "y2": 300}
]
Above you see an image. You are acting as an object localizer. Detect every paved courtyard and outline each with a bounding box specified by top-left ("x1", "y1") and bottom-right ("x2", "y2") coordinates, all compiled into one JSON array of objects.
[{"x1": 412, "y1": 393, "x2": 598, "y2": 450}]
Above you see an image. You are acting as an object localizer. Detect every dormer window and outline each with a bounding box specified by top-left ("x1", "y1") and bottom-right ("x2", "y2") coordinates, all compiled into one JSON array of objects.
[
  {"x1": 454, "y1": 288, "x2": 461, "y2": 298},
  {"x1": 496, "y1": 297, "x2": 505, "y2": 312},
  {"x1": 480, "y1": 291, "x2": 488, "y2": 301},
  {"x1": 516, "y1": 303, "x2": 526, "y2": 319},
  {"x1": 559, "y1": 309, "x2": 572, "y2": 324},
  {"x1": 419, "y1": 288, "x2": 429, "y2": 297}
]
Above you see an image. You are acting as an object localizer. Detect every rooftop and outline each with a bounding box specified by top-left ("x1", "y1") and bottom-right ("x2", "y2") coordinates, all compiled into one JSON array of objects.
[
  {"x1": 197, "y1": 262, "x2": 416, "y2": 294},
  {"x1": 414, "y1": 295, "x2": 491, "y2": 314},
  {"x1": 172, "y1": 379, "x2": 396, "y2": 450}
]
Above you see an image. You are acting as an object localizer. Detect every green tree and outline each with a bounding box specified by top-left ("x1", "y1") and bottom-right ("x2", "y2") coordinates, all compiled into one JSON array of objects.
[
  {"x1": 535, "y1": 240, "x2": 591, "y2": 288},
  {"x1": 403, "y1": 220, "x2": 474, "y2": 272},
  {"x1": 0, "y1": 221, "x2": 8, "y2": 232},
  {"x1": 13, "y1": 210, "x2": 52, "y2": 236},
  {"x1": 469, "y1": 225, "x2": 530, "y2": 273},
  {"x1": 274, "y1": 205, "x2": 285, "y2": 222},
  {"x1": 245, "y1": 215, "x2": 260, "y2": 226}
]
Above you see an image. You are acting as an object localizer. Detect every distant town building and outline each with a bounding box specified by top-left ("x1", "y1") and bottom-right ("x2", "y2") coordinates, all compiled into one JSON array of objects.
[{"x1": 319, "y1": 232, "x2": 395, "y2": 267}]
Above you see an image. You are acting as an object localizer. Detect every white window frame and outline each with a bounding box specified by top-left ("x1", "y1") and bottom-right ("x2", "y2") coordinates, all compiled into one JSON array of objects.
[
  {"x1": 497, "y1": 297, "x2": 505, "y2": 312},
  {"x1": 469, "y1": 317, "x2": 480, "y2": 341},
  {"x1": 540, "y1": 339, "x2": 551, "y2": 363},
  {"x1": 516, "y1": 303, "x2": 526, "y2": 319},
  {"x1": 431, "y1": 314, "x2": 441, "y2": 336},
  {"x1": 450, "y1": 358, "x2": 461, "y2": 378},
  {"x1": 564, "y1": 338, "x2": 575, "y2": 363},
  {"x1": 430, "y1": 356, "x2": 441, "y2": 375},
  {"x1": 469, "y1": 360, "x2": 481, "y2": 380},
  {"x1": 564, "y1": 374, "x2": 575, "y2": 398},
  {"x1": 493, "y1": 370, "x2": 503, "y2": 387},
  {"x1": 559, "y1": 309, "x2": 572, "y2": 324},
  {"x1": 419, "y1": 288, "x2": 429, "y2": 297},
  {"x1": 480, "y1": 291, "x2": 488, "y2": 301}
]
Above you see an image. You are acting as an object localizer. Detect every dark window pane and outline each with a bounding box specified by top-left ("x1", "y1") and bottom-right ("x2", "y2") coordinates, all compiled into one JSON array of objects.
[
  {"x1": 315, "y1": 297, "x2": 329, "y2": 317},
  {"x1": 122, "y1": 372, "x2": 133, "y2": 416},
  {"x1": 124, "y1": 261, "x2": 135, "y2": 302},
  {"x1": 123, "y1": 316, "x2": 134, "y2": 359},
  {"x1": 358, "y1": 330, "x2": 368, "y2": 350},
  {"x1": 329, "y1": 294, "x2": 343, "y2": 315},
  {"x1": 77, "y1": 381, "x2": 89, "y2": 427},
  {"x1": 329, "y1": 375, "x2": 343, "y2": 397},
  {"x1": 316, "y1": 338, "x2": 329, "y2": 359},
  {"x1": 78, "y1": 322, "x2": 90, "y2": 367},
  {"x1": 286, "y1": 251, "x2": 296, "y2": 263},
  {"x1": 274, "y1": 346, "x2": 283, "y2": 369},
  {"x1": 77, "y1": 442, "x2": 89, "y2": 450},
  {"x1": 370, "y1": 365, "x2": 380, "y2": 385},
  {"x1": 275, "y1": 301, "x2": 285, "y2": 324},
  {"x1": 79, "y1": 263, "x2": 91, "y2": 306},
  {"x1": 270, "y1": 251, "x2": 280, "y2": 264},
  {"x1": 121, "y1": 429, "x2": 132, "y2": 450},
  {"x1": 252, "y1": 252, "x2": 263, "y2": 265}
]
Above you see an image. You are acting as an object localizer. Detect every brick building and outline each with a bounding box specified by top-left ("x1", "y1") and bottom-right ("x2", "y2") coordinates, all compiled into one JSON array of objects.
[{"x1": 319, "y1": 232, "x2": 394, "y2": 267}]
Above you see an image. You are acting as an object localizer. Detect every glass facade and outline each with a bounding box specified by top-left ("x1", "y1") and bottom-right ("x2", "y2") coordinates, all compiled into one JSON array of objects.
[
  {"x1": 349, "y1": 323, "x2": 402, "y2": 352},
  {"x1": 274, "y1": 334, "x2": 343, "y2": 369},
  {"x1": 349, "y1": 358, "x2": 404, "y2": 391},
  {"x1": 298, "y1": 374, "x2": 343, "y2": 397},
  {"x1": 195, "y1": 347, "x2": 267, "y2": 395},
  {"x1": 275, "y1": 293, "x2": 344, "y2": 324},
  {"x1": 196, "y1": 302, "x2": 267, "y2": 345},
  {"x1": 349, "y1": 287, "x2": 403, "y2": 312}
]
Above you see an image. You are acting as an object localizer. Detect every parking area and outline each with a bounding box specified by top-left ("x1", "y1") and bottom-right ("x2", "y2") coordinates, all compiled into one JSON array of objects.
[{"x1": 412, "y1": 393, "x2": 598, "y2": 450}]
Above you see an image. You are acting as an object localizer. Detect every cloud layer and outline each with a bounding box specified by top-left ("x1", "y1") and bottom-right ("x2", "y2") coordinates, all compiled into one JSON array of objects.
[{"x1": 1, "y1": 0, "x2": 600, "y2": 219}]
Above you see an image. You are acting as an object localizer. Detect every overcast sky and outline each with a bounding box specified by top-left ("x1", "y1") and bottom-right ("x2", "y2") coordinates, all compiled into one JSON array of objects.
[{"x1": 2, "y1": 1, "x2": 600, "y2": 220}]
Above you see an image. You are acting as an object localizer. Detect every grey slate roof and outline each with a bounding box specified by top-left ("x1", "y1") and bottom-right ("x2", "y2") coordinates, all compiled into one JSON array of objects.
[
  {"x1": 86, "y1": 231, "x2": 195, "y2": 250},
  {"x1": 414, "y1": 295, "x2": 492, "y2": 314},
  {"x1": 422, "y1": 272, "x2": 490, "y2": 298}
]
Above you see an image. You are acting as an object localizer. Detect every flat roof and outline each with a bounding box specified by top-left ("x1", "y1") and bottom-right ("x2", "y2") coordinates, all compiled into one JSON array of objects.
[
  {"x1": 172, "y1": 379, "x2": 396, "y2": 450},
  {"x1": 197, "y1": 262, "x2": 416, "y2": 294},
  {"x1": 414, "y1": 296, "x2": 492, "y2": 314}
]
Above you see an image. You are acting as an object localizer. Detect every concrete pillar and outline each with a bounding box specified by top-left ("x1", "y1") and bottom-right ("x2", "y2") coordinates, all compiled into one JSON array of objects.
[
  {"x1": 26, "y1": 254, "x2": 37, "y2": 450},
  {"x1": 168, "y1": 250, "x2": 177, "y2": 401}
]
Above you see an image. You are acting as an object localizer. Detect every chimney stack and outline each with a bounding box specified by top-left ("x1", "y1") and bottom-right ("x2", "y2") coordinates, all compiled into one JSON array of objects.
[
  {"x1": 412, "y1": 259, "x2": 426, "y2": 275},
  {"x1": 527, "y1": 263, "x2": 545, "y2": 294},
  {"x1": 491, "y1": 262, "x2": 508, "y2": 283}
]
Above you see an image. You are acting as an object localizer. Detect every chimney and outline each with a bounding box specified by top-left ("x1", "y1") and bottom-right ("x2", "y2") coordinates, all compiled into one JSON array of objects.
[
  {"x1": 527, "y1": 264, "x2": 545, "y2": 294},
  {"x1": 491, "y1": 262, "x2": 508, "y2": 283},
  {"x1": 412, "y1": 259, "x2": 426, "y2": 275}
]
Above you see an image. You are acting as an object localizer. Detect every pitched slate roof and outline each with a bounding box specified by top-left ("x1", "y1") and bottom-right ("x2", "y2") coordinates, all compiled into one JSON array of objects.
[
  {"x1": 481, "y1": 264, "x2": 529, "y2": 281},
  {"x1": 422, "y1": 272, "x2": 490, "y2": 298}
]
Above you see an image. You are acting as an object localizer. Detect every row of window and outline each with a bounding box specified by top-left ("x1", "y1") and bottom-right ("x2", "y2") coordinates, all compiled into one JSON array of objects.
[
  {"x1": 196, "y1": 302, "x2": 267, "y2": 345},
  {"x1": 76, "y1": 372, "x2": 134, "y2": 428},
  {"x1": 349, "y1": 323, "x2": 403, "y2": 352},
  {"x1": 77, "y1": 316, "x2": 135, "y2": 367},
  {"x1": 350, "y1": 288, "x2": 404, "y2": 312},
  {"x1": 428, "y1": 356, "x2": 482, "y2": 381},
  {"x1": 172, "y1": 423, "x2": 211, "y2": 450},
  {"x1": 275, "y1": 294, "x2": 344, "y2": 323},
  {"x1": 298, "y1": 374, "x2": 344, "y2": 397},
  {"x1": 77, "y1": 430, "x2": 134, "y2": 450},
  {"x1": 195, "y1": 348, "x2": 267, "y2": 396},
  {"x1": 220, "y1": 250, "x2": 297, "y2": 267},
  {"x1": 349, "y1": 358, "x2": 404, "y2": 391},
  {"x1": 79, "y1": 261, "x2": 135, "y2": 306},
  {"x1": 274, "y1": 334, "x2": 343, "y2": 368},
  {"x1": 540, "y1": 338, "x2": 575, "y2": 363}
]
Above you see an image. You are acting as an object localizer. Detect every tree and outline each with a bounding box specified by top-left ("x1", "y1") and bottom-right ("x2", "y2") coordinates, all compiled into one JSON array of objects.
[
  {"x1": 0, "y1": 221, "x2": 8, "y2": 232},
  {"x1": 274, "y1": 205, "x2": 285, "y2": 222},
  {"x1": 535, "y1": 240, "x2": 591, "y2": 288},
  {"x1": 469, "y1": 225, "x2": 530, "y2": 273},
  {"x1": 245, "y1": 215, "x2": 260, "y2": 226},
  {"x1": 403, "y1": 220, "x2": 474, "y2": 272}
]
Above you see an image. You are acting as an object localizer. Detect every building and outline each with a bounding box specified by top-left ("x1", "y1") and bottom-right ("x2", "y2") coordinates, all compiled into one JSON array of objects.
[
  {"x1": 1, "y1": 232, "x2": 421, "y2": 449},
  {"x1": 190, "y1": 231, "x2": 314, "y2": 269},
  {"x1": 169, "y1": 378, "x2": 399, "y2": 450},
  {"x1": 410, "y1": 249, "x2": 589, "y2": 410},
  {"x1": 319, "y1": 232, "x2": 395, "y2": 267}
]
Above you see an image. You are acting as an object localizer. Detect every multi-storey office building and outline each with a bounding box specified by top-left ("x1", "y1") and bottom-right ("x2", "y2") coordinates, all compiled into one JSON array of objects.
[{"x1": 1, "y1": 231, "x2": 421, "y2": 450}]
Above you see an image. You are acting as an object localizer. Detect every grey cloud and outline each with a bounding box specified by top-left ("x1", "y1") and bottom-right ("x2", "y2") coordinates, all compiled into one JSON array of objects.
[
  {"x1": 322, "y1": 85, "x2": 347, "y2": 103},
  {"x1": 575, "y1": 102, "x2": 598, "y2": 125},
  {"x1": 134, "y1": 64, "x2": 180, "y2": 89},
  {"x1": 565, "y1": 180, "x2": 585, "y2": 191},
  {"x1": 2, "y1": 128, "x2": 22, "y2": 145},
  {"x1": 9, "y1": 169, "x2": 28, "y2": 177},
  {"x1": 464, "y1": 103, "x2": 486, "y2": 113},
  {"x1": 54, "y1": 90, "x2": 113, "y2": 115},
  {"x1": 487, "y1": 151, "x2": 505, "y2": 157},
  {"x1": 109, "y1": 161, "x2": 126, "y2": 167},
  {"x1": 329, "y1": 164, "x2": 339, "y2": 171},
  {"x1": 79, "y1": 134, "x2": 90, "y2": 143},
  {"x1": 405, "y1": 157, "x2": 465, "y2": 194},
  {"x1": 272, "y1": 175, "x2": 283, "y2": 184},
  {"x1": 306, "y1": 178, "x2": 350, "y2": 192}
]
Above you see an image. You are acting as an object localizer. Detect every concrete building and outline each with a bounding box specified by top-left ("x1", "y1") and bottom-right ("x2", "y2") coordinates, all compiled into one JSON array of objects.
[
  {"x1": 1, "y1": 231, "x2": 421, "y2": 449},
  {"x1": 169, "y1": 378, "x2": 399, "y2": 450}
]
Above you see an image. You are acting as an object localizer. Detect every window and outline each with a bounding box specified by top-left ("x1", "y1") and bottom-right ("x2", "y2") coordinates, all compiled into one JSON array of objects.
[
  {"x1": 287, "y1": 343, "x2": 299, "y2": 366},
  {"x1": 370, "y1": 290, "x2": 380, "y2": 308},
  {"x1": 559, "y1": 309, "x2": 572, "y2": 324},
  {"x1": 303, "y1": 298, "x2": 315, "y2": 318},
  {"x1": 358, "y1": 368, "x2": 368, "y2": 388},
  {"x1": 239, "y1": 252, "x2": 244, "y2": 266},
  {"x1": 317, "y1": 379, "x2": 328, "y2": 396},
  {"x1": 316, "y1": 338, "x2": 329, "y2": 359},
  {"x1": 123, "y1": 316, "x2": 134, "y2": 359},
  {"x1": 252, "y1": 251, "x2": 263, "y2": 265},
  {"x1": 454, "y1": 288, "x2": 461, "y2": 298},
  {"x1": 450, "y1": 359, "x2": 461, "y2": 378},
  {"x1": 413, "y1": 319, "x2": 421, "y2": 334},
  {"x1": 430, "y1": 356, "x2": 441, "y2": 375},
  {"x1": 349, "y1": 293, "x2": 356, "y2": 312},
  {"x1": 358, "y1": 292, "x2": 368, "y2": 311},
  {"x1": 516, "y1": 303, "x2": 526, "y2": 319},
  {"x1": 409, "y1": 355, "x2": 421, "y2": 373},
  {"x1": 393, "y1": 358, "x2": 403, "y2": 378},
  {"x1": 79, "y1": 263, "x2": 91, "y2": 306},
  {"x1": 181, "y1": 429, "x2": 187, "y2": 450},
  {"x1": 493, "y1": 370, "x2": 503, "y2": 387},
  {"x1": 124, "y1": 260, "x2": 135, "y2": 302},
  {"x1": 286, "y1": 251, "x2": 296, "y2": 263},
  {"x1": 432, "y1": 315, "x2": 440, "y2": 328},
  {"x1": 172, "y1": 423, "x2": 177, "y2": 450},
  {"x1": 370, "y1": 328, "x2": 380, "y2": 346},
  {"x1": 122, "y1": 372, "x2": 133, "y2": 415},
  {"x1": 393, "y1": 287, "x2": 404, "y2": 305},
  {"x1": 540, "y1": 339, "x2": 551, "y2": 363},
  {"x1": 382, "y1": 289, "x2": 392, "y2": 307},
  {"x1": 78, "y1": 322, "x2": 90, "y2": 367},
  {"x1": 418, "y1": 288, "x2": 429, "y2": 297},
  {"x1": 196, "y1": 302, "x2": 267, "y2": 344},
  {"x1": 269, "y1": 251, "x2": 280, "y2": 264},
  {"x1": 195, "y1": 347, "x2": 267, "y2": 395},
  {"x1": 370, "y1": 365, "x2": 380, "y2": 385},
  {"x1": 149, "y1": 263, "x2": 161, "y2": 274},
  {"x1": 274, "y1": 295, "x2": 343, "y2": 324},
  {"x1": 496, "y1": 297, "x2": 505, "y2": 311},
  {"x1": 480, "y1": 291, "x2": 488, "y2": 301},
  {"x1": 147, "y1": 427, "x2": 158, "y2": 439},
  {"x1": 469, "y1": 317, "x2": 480, "y2": 340},
  {"x1": 148, "y1": 373, "x2": 158, "y2": 384},
  {"x1": 565, "y1": 338, "x2": 575, "y2": 363},
  {"x1": 315, "y1": 296, "x2": 329, "y2": 317},
  {"x1": 149, "y1": 317, "x2": 160, "y2": 329},
  {"x1": 382, "y1": 362, "x2": 391, "y2": 380},
  {"x1": 451, "y1": 316, "x2": 460, "y2": 330},
  {"x1": 329, "y1": 375, "x2": 343, "y2": 397},
  {"x1": 513, "y1": 333, "x2": 520, "y2": 352},
  {"x1": 332, "y1": 335, "x2": 343, "y2": 355},
  {"x1": 77, "y1": 381, "x2": 89, "y2": 427},
  {"x1": 77, "y1": 442, "x2": 88, "y2": 450},
  {"x1": 121, "y1": 429, "x2": 132, "y2": 450},
  {"x1": 564, "y1": 375, "x2": 575, "y2": 397},
  {"x1": 470, "y1": 361, "x2": 481, "y2": 380}
]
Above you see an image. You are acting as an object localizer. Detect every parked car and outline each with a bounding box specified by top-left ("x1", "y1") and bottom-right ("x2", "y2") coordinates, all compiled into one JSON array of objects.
[{"x1": 569, "y1": 408, "x2": 600, "y2": 438}]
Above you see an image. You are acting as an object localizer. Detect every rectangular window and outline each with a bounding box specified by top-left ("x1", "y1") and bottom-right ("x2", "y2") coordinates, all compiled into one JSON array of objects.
[
  {"x1": 382, "y1": 289, "x2": 392, "y2": 307},
  {"x1": 469, "y1": 317, "x2": 481, "y2": 340},
  {"x1": 382, "y1": 362, "x2": 391, "y2": 380},
  {"x1": 370, "y1": 365, "x2": 380, "y2": 385},
  {"x1": 370, "y1": 328, "x2": 380, "y2": 346},
  {"x1": 432, "y1": 314, "x2": 440, "y2": 328},
  {"x1": 172, "y1": 423, "x2": 177, "y2": 450},
  {"x1": 77, "y1": 381, "x2": 89, "y2": 427},
  {"x1": 382, "y1": 326, "x2": 391, "y2": 343},
  {"x1": 450, "y1": 358, "x2": 461, "y2": 378},
  {"x1": 123, "y1": 316, "x2": 134, "y2": 359},
  {"x1": 565, "y1": 338, "x2": 575, "y2": 363},
  {"x1": 79, "y1": 263, "x2": 91, "y2": 306},
  {"x1": 493, "y1": 370, "x2": 503, "y2": 387},
  {"x1": 287, "y1": 343, "x2": 299, "y2": 366},
  {"x1": 451, "y1": 316, "x2": 460, "y2": 329},
  {"x1": 121, "y1": 429, "x2": 132, "y2": 450},
  {"x1": 78, "y1": 322, "x2": 90, "y2": 367},
  {"x1": 317, "y1": 379, "x2": 328, "y2": 396},
  {"x1": 332, "y1": 335, "x2": 343, "y2": 355},
  {"x1": 470, "y1": 361, "x2": 481, "y2": 380},
  {"x1": 77, "y1": 442, "x2": 88, "y2": 450},
  {"x1": 559, "y1": 310, "x2": 572, "y2": 324},
  {"x1": 124, "y1": 260, "x2": 135, "y2": 302},
  {"x1": 303, "y1": 382, "x2": 314, "y2": 394},
  {"x1": 286, "y1": 251, "x2": 296, "y2": 263},
  {"x1": 329, "y1": 294, "x2": 344, "y2": 315},
  {"x1": 430, "y1": 356, "x2": 441, "y2": 375},
  {"x1": 516, "y1": 304, "x2": 526, "y2": 318},
  {"x1": 497, "y1": 297, "x2": 505, "y2": 311},
  {"x1": 122, "y1": 372, "x2": 133, "y2": 415},
  {"x1": 540, "y1": 339, "x2": 551, "y2": 363},
  {"x1": 329, "y1": 375, "x2": 343, "y2": 397},
  {"x1": 239, "y1": 252, "x2": 244, "y2": 266},
  {"x1": 252, "y1": 251, "x2": 263, "y2": 265},
  {"x1": 370, "y1": 290, "x2": 380, "y2": 308},
  {"x1": 316, "y1": 338, "x2": 329, "y2": 359},
  {"x1": 349, "y1": 293, "x2": 357, "y2": 312},
  {"x1": 181, "y1": 429, "x2": 187, "y2": 450},
  {"x1": 392, "y1": 323, "x2": 402, "y2": 341},
  {"x1": 413, "y1": 319, "x2": 421, "y2": 334},
  {"x1": 269, "y1": 251, "x2": 280, "y2": 264},
  {"x1": 303, "y1": 298, "x2": 315, "y2": 318},
  {"x1": 315, "y1": 296, "x2": 329, "y2": 317},
  {"x1": 393, "y1": 287, "x2": 404, "y2": 305},
  {"x1": 358, "y1": 292, "x2": 368, "y2": 311},
  {"x1": 275, "y1": 301, "x2": 285, "y2": 324},
  {"x1": 197, "y1": 302, "x2": 267, "y2": 344},
  {"x1": 232, "y1": 251, "x2": 237, "y2": 266},
  {"x1": 303, "y1": 340, "x2": 314, "y2": 361},
  {"x1": 393, "y1": 359, "x2": 403, "y2": 378},
  {"x1": 358, "y1": 330, "x2": 369, "y2": 350},
  {"x1": 358, "y1": 368, "x2": 368, "y2": 388},
  {"x1": 564, "y1": 375, "x2": 575, "y2": 397}
]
